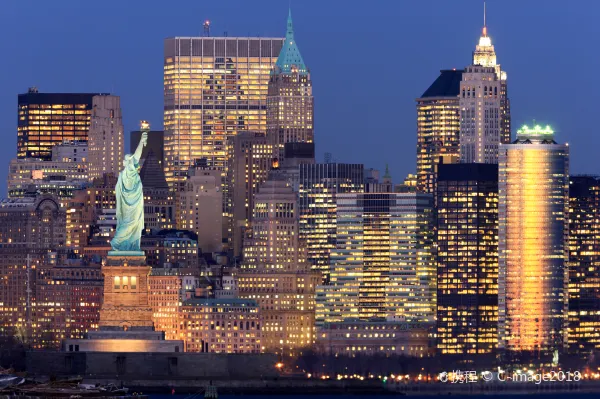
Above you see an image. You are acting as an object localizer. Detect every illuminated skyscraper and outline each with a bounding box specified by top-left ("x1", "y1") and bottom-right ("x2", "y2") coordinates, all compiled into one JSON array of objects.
[
  {"x1": 237, "y1": 169, "x2": 319, "y2": 355},
  {"x1": 227, "y1": 132, "x2": 273, "y2": 257},
  {"x1": 316, "y1": 192, "x2": 435, "y2": 325},
  {"x1": 298, "y1": 163, "x2": 364, "y2": 280},
  {"x1": 436, "y1": 163, "x2": 498, "y2": 355},
  {"x1": 416, "y1": 70, "x2": 462, "y2": 194},
  {"x1": 87, "y1": 95, "x2": 124, "y2": 180},
  {"x1": 567, "y1": 175, "x2": 600, "y2": 353},
  {"x1": 17, "y1": 88, "x2": 106, "y2": 160},
  {"x1": 459, "y1": 64, "x2": 501, "y2": 163},
  {"x1": 267, "y1": 10, "x2": 314, "y2": 162},
  {"x1": 460, "y1": 12, "x2": 511, "y2": 164},
  {"x1": 499, "y1": 125, "x2": 569, "y2": 352},
  {"x1": 163, "y1": 36, "x2": 284, "y2": 191},
  {"x1": 472, "y1": 12, "x2": 511, "y2": 145}
]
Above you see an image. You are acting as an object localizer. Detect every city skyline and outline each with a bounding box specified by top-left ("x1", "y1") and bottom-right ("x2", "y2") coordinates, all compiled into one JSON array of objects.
[{"x1": 1, "y1": 0, "x2": 598, "y2": 196}]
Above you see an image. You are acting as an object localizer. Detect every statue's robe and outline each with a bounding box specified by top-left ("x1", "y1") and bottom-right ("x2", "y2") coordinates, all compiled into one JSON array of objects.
[{"x1": 110, "y1": 157, "x2": 144, "y2": 251}]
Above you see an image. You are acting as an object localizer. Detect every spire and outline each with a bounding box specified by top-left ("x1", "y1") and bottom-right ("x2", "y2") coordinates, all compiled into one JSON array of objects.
[
  {"x1": 384, "y1": 164, "x2": 391, "y2": 179},
  {"x1": 273, "y1": 8, "x2": 308, "y2": 75},
  {"x1": 286, "y1": 7, "x2": 294, "y2": 39},
  {"x1": 473, "y1": 1, "x2": 497, "y2": 69},
  {"x1": 483, "y1": 1, "x2": 487, "y2": 37}
]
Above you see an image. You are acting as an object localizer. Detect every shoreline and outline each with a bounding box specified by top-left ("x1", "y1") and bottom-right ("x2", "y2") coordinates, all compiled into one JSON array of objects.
[{"x1": 79, "y1": 377, "x2": 600, "y2": 396}]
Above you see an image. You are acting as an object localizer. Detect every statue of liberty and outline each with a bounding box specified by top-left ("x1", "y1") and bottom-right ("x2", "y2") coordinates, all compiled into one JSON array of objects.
[{"x1": 110, "y1": 124, "x2": 148, "y2": 254}]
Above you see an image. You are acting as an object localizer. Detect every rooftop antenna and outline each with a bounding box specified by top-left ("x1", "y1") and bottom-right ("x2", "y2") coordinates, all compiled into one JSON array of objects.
[
  {"x1": 483, "y1": 1, "x2": 487, "y2": 36},
  {"x1": 203, "y1": 20, "x2": 211, "y2": 37}
]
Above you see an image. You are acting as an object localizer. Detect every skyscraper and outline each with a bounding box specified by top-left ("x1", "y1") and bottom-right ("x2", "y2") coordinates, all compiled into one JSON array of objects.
[
  {"x1": 416, "y1": 70, "x2": 462, "y2": 194},
  {"x1": 267, "y1": 10, "x2": 314, "y2": 162},
  {"x1": 460, "y1": 13, "x2": 511, "y2": 164},
  {"x1": 238, "y1": 170, "x2": 319, "y2": 355},
  {"x1": 298, "y1": 163, "x2": 364, "y2": 280},
  {"x1": 163, "y1": 36, "x2": 284, "y2": 190},
  {"x1": 316, "y1": 192, "x2": 435, "y2": 325},
  {"x1": 227, "y1": 132, "x2": 273, "y2": 257},
  {"x1": 499, "y1": 124, "x2": 569, "y2": 352},
  {"x1": 87, "y1": 95, "x2": 124, "y2": 180},
  {"x1": 178, "y1": 164, "x2": 223, "y2": 254},
  {"x1": 17, "y1": 88, "x2": 107, "y2": 160},
  {"x1": 139, "y1": 150, "x2": 175, "y2": 234},
  {"x1": 567, "y1": 175, "x2": 600, "y2": 353},
  {"x1": 472, "y1": 13, "x2": 511, "y2": 144},
  {"x1": 436, "y1": 163, "x2": 498, "y2": 355},
  {"x1": 458, "y1": 65, "x2": 501, "y2": 164}
]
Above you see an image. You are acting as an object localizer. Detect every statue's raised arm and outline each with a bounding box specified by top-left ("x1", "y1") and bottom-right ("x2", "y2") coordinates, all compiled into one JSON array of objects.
[{"x1": 109, "y1": 121, "x2": 149, "y2": 255}]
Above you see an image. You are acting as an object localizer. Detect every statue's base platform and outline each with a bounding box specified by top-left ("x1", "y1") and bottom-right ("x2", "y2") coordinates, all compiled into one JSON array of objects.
[
  {"x1": 63, "y1": 326, "x2": 184, "y2": 353},
  {"x1": 108, "y1": 250, "x2": 145, "y2": 257}
]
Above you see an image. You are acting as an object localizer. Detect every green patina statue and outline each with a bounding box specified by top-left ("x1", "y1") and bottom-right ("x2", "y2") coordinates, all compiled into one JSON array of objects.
[{"x1": 109, "y1": 125, "x2": 148, "y2": 255}]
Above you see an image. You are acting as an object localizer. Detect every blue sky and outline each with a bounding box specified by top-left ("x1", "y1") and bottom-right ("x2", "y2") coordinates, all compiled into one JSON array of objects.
[{"x1": 1, "y1": 0, "x2": 598, "y2": 195}]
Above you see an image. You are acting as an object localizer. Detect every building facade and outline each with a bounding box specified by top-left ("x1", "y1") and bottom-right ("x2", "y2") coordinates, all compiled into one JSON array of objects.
[
  {"x1": 163, "y1": 36, "x2": 284, "y2": 190},
  {"x1": 17, "y1": 88, "x2": 106, "y2": 160},
  {"x1": 179, "y1": 298, "x2": 261, "y2": 353},
  {"x1": 316, "y1": 192, "x2": 435, "y2": 325},
  {"x1": 416, "y1": 70, "x2": 462, "y2": 194},
  {"x1": 0, "y1": 195, "x2": 66, "y2": 340},
  {"x1": 227, "y1": 132, "x2": 273, "y2": 257},
  {"x1": 139, "y1": 150, "x2": 175, "y2": 234},
  {"x1": 142, "y1": 230, "x2": 199, "y2": 269},
  {"x1": 317, "y1": 320, "x2": 432, "y2": 357},
  {"x1": 33, "y1": 260, "x2": 103, "y2": 349},
  {"x1": 567, "y1": 175, "x2": 600, "y2": 353},
  {"x1": 458, "y1": 65, "x2": 501, "y2": 164},
  {"x1": 498, "y1": 125, "x2": 569, "y2": 352},
  {"x1": 298, "y1": 163, "x2": 364, "y2": 280},
  {"x1": 267, "y1": 10, "x2": 314, "y2": 162},
  {"x1": 87, "y1": 95, "x2": 124, "y2": 180},
  {"x1": 436, "y1": 163, "x2": 498, "y2": 355},
  {"x1": 238, "y1": 171, "x2": 319, "y2": 355},
  {"x1": 178, "y1": 164, "x2": 223, "y2": 254},
  {"x1": 65, "y1": 174, "x2": 117, "y2": 251},
  {"x1": 149, "y1": 268, "x2": 199, "y2": 341},
  {"x1": 8, "y1": 157, "x2": 88, "y2": 202}
]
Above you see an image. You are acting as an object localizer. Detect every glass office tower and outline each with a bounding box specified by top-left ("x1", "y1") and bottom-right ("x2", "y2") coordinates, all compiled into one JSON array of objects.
[
  {"x1": 436, "y1": 162, "x2": 498, "y2": 355},
  {"x1": 298, "y1": 163, "x2": 364, "y2": 281},
  {"x1": 316, "y1": 192, "x2": 435, "y2": 325},
  {"x1": 163, "y1": 36, "x2": 284, "y2": 190},
  {"x1": 17, "y1": 88, "x2": 104, "y2": 160},
  {"x1": 499, "y1": 125, "x2": 569, "y2": 352},
  {"x1": 568, "y1": 175, "x2": 600, "y2": 353}
]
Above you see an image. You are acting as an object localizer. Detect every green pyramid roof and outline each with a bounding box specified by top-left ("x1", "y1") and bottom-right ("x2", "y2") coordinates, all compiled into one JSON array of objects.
[{"x1": 273, "y1": 9, "x2": 308, "y2": 76}]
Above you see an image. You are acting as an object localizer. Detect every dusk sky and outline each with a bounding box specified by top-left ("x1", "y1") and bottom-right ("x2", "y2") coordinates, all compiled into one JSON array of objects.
[{"x1": 1, "y1": 0, "x2": 598, "y2": 195}]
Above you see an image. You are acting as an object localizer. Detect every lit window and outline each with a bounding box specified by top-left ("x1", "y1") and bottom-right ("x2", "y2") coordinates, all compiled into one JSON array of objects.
[{"x1": 114, "y1": 276, "x2": 120, "y2": 289}]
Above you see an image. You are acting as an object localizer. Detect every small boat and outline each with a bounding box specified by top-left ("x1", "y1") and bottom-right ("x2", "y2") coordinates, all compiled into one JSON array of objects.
[{"x1": 204, "y1": 384, "x2": 218, "y2": 399}]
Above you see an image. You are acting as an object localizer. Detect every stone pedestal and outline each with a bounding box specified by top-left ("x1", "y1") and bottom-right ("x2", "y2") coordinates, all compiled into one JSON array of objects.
[
  {"x1": 99, "y1": 254, "x2": 153, "y2": 329},
  {"x1": 63, "y1": 253, "x2": 184, "y2": 353}
]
